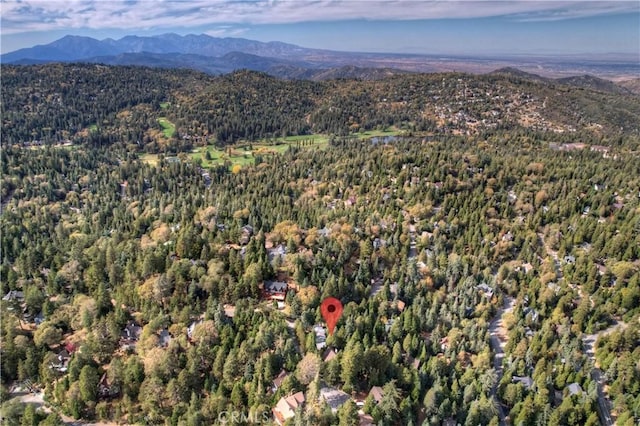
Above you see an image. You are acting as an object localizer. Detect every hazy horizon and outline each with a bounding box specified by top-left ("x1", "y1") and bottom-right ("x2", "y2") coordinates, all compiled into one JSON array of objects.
[{"x1": 2, "y1": 1, "x2": 639, "y2": 58}]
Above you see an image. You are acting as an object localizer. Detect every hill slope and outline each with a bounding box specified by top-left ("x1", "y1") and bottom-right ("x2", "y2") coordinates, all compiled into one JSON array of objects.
[
  {"x1": 616, "y1": 78, "x2": 640, "y2": 95},
  {"x1": 557, "y1": 75, "x2": 632, "y2": 95},
  {"x1": 2, "y1": 64, "x2": 639, "y2": 149}
]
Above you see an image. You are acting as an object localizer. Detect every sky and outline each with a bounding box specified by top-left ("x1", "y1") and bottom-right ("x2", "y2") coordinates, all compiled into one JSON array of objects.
[{"x1": 1, "y1": 1, "x2": 639, "y2": 57}]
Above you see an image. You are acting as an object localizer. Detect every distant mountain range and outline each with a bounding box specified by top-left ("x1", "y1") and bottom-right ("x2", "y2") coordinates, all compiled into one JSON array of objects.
[
  {"x1": 2, "y1": 33, "x2": 414, "y2": 80},
  {"x1": 488, "y1": 67, "x2": 638, "y2": 95},
  {"x1": 2, "y1": 33, "x2": 639, "y2": 82},
  {"x1": 2, "y1": 33, "x2": 321, "y2": 63}
]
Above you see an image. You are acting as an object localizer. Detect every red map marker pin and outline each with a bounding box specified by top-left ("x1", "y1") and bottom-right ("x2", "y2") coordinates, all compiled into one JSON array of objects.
[{"x1": 320, "y1": 297, "x2": 343, "y2": 335}]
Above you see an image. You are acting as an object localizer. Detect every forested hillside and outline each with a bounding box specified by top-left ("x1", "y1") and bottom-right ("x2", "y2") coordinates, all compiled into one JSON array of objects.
[
  {"x1": 1, "y1": 65, "x2": 639, "y2": 425},
  {"x1": 3, "y1": 64, "x2": 640, "y2": 150}
]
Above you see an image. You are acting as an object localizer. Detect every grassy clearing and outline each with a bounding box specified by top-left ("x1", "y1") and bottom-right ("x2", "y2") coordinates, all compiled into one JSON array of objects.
[
  {"x1": 190, "y1": 145, "x2": 261, "y2": 168},
  {"x1": 139, "y1": 153, "x2": 160, "y2": 166},
  {"x1": 355, "y1": 128, "x2": 402, "y2": 138},
  {"x1": 88, "y1": 124, "x2": 98, "y2": 132},
  {"x1": 188, "y1": 135, "x2": 331, "y2": 168},
  {"x1": 160, "y1": 102, "x2": 170, "y2": 109},
  {"x1": 139, "y1": 129, "x2": 404, "y2": 168},
  {"x1": 190, "y1": 146, "x2": 250, "y2": 168},
  {"x1": 158, "y1": 118, "x2": 175, "y2": 138}
]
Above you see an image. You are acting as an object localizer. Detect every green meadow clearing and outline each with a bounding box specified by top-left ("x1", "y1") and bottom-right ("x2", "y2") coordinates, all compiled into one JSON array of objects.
[
  {"x1": 157, "y1": 118, "x2": 176, "y2": 138},
  {"x1": 189, "y1": 136, "x2": 328, "y2": 168},
  {"x1": 140, "y1": 128, "x2": 404, "y2": 168}
]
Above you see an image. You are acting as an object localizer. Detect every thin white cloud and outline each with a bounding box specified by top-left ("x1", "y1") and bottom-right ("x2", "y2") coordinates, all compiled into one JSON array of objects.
[
  {"x1": 204, "y1": 26, "x2": 249, "y2": 37},
  {"x1": 1, "y1": 0, "x2": 638, "y2": 35}
]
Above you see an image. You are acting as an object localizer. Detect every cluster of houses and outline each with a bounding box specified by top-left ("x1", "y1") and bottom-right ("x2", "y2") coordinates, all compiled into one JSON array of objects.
[
  {"x1": 271, "y1": 319, "x2": 425, "y2": 425},
  {"x1": 272, "y1": 381, "x2": 382, "y2": 425},
  {"x1": 549, "y1": 143, "x2": 617, "y2": 160},
  {"x1": 2, "y1": 290, "x2": 45, "y2": 325},
  {"x1": 511, "y1": 374, "x2": 584, "y2": 402},
  {"x1": 47, "y1": 317, "x2": 208, "y2": 399}
]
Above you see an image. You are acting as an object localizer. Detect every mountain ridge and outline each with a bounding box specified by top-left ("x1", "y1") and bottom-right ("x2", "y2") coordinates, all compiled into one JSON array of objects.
[
  {"x1": 3, "y1": 33, "x2": 639, "y2": 81},
  {"x1": 3, "y1": 63, "x2": 639, "y2": 150},
  {"x1": 1, "y1": 33, "x2": 327, "y2": 64}
]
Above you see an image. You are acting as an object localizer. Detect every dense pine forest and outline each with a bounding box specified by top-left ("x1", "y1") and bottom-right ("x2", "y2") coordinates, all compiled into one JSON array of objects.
[
  {"x1": 1, "y1": 64, "x2": 639, "y2": 426},
  {"x1": 3, "y1": 64, "x2": 640, "y2": 149}
]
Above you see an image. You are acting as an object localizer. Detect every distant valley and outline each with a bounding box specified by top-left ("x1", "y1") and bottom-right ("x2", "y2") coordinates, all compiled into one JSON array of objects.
[{"x1": 2, "y1": 33, "x2": 639, "y2": 81}]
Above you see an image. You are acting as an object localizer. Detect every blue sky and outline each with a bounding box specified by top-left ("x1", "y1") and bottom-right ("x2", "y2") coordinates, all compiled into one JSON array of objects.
[{"x1": 1, "y1": 1, "x2": 639, "y2": 57}]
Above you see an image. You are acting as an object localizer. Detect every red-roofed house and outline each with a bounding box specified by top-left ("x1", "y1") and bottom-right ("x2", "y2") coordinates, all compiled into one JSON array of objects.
[{"x1": 273, "y1": 391, "x2": 305, "y2": 425}]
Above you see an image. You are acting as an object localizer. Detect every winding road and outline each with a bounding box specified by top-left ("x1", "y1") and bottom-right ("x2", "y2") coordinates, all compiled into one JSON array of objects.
[
  {"x1": 591, "y1": 368, "x2": 613, "y2": 426},
  {"x1": 582, "y1": 321, "x2": 627, "y2": 426},
  {"x1": 488, "y1": 295, "x2": 515, "y2": 426}
]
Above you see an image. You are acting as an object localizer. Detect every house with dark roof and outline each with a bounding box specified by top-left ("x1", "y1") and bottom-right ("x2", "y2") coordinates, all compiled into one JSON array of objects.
[
  {"x1": 239, "y1": 225, "x2": 254, "y2": 245},
  {"x1": 121, "y1": 322, "x2": 142, "y2": 342},
  {"x1": 476, "y1": 283, "x2": 494, "y2": 299},
  {"x1": 98, "y1": 373, "x2": 120, "y2": 399},
  {"x1": 272, "y1": 370, "x2": 289, "y2": 392},
  {"x1": 373, "y1": 238, "x2": 386, "y2": 250},
  {"x1": 323, "y1": 348, "x2": 337, "y2": 362},
  {"x1": 320, "y1": 387, "x2": 350, "y2": 413},
  {"x1": 263, "y1": 281, "x2": 288, "y2": 301},
  {"x1": 524, "y1": 307, "x2": 540, "y2": 323},
  {"x1": 51, "y1": 345, "x2": 75, "y2": 373},
  {"x1": 2, "y1": 290, "x2": 24, "y2": 302},
  {"x1": 158, "y1": 329, "x2": 172, "y2": 347}
]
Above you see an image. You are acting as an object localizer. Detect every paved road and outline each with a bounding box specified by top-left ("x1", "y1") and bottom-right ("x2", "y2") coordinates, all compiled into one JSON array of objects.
[
  {"x1": 582, "y1": 321, "x2": 628, "y2": 360},
  {"x1": 581, "y1": 322, "x2": 626, "y2": 426},
  {"x1": 591, "y1": 369, "x2": 614, "y2": 426},
  {"x1": 488, "y1": 296, "x2": 515, "y2": 426}
]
